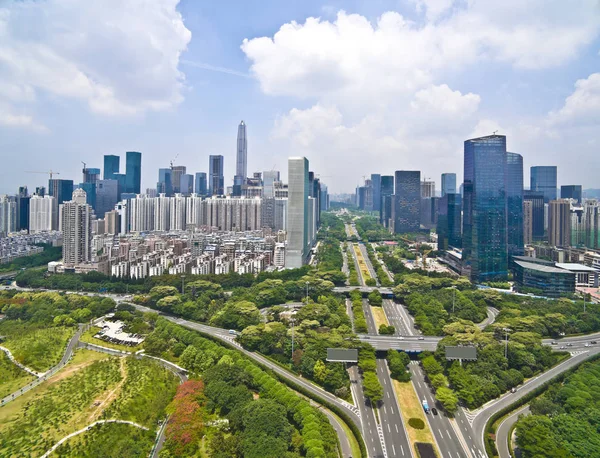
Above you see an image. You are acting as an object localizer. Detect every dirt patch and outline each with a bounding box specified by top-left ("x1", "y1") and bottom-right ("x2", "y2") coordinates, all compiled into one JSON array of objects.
[
  {"x1": 87, "y1": 357, "x2": 127, "y2": 422},
  {"x1": 48, "y1": 360, "x2": 100, "y2": 384}
]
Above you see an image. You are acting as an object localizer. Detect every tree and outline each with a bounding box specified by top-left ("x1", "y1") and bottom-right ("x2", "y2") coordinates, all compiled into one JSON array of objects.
[
  {"x1": 313, "y1": 360, "x2": 329, "y2": 384},
  {"x1": 435, "y1": 387, "x2": 458, "y2": 413},
  {"x1": 421, "y1": 355, "x2": 444, "y2": 376},
  {"x1": 368, "y1": 290, "x2": 383, "y2": 306},
  {"x1": 363, "y1": 372, "x2": 383, "y2": 404},
  {"x1": 241, "y1": 399, "x2": 292, "y2": 458},
  {"x1": 430, "y1": 373, "x2": 448, "y2": 390}
]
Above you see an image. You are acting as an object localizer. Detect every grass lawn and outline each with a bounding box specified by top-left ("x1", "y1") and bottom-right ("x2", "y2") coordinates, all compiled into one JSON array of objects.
[
  {"x1": 325, "y1": 407, "x2": 362, "y2": 458},
  {"x1": 0, "y1": 352, "x2": 35, "y2": 399},
  {"x1": 0, "y1": 324, "x2": 75, "y2": 372},
  {"x1": 0, "y1": 350, "x2": 122, "y2": 456},
  {"x1": 392, "y1": 380, "x2": 440, "y2": 457},
  {"x1": 80, "y1": 326, "x2": 143, "y2": 353},
  {"x1": 353, "y1": 244, "x2": 372, "y2": 281},
  {"x1": 50, "y1": 421, "x2": 155, "y2": 458},
  {"x1": 371, "y1": 306, "x2": 389, "y2": 331}
]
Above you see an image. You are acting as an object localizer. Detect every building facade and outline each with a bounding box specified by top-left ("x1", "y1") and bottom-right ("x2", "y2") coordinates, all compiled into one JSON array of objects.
[
  {"x1": 506, "y1": 152, "x2": 524, "y2": 257},
  {"x1": 125, "y1": 151, "x2": 142, "y2": 194},
  {"x1": 209, "y1": 155, "x2": 225, "y2": 196},
  {"x1": 61, "y1": 189, "x2": 92, "y2": 266},
  {"x1": 530, "y1": 166, "x2": 557, "y2": 203},
  {"x1": 393, "y1": 171, "x2": 421, "y2": 233},
  {"x1": 548, "y1": 199, "x2": 571, "y2": 247},
  {"x1": 441, "y1": 173, "x2": 457, "y2": 197},
  {"x1": 286, "y1": 157, "x2": 309, "y2": 268}
]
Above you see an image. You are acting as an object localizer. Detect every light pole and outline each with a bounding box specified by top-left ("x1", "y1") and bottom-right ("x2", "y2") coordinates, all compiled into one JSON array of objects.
[
  {"x1": 305, "y1": 281, "x2": 310, "y2": 305},
  {"x1": 181, "y1": 275, "x2": 186, "y2": 295},
  {"x1": 290, "y1": 318, "x2": 296, "y2": 359},
  {"x1": 452, "y1": 286, "x2": 456, "y2": 314},
  {"x1": 503, "y1": 327, "x2": 511, "y2": 359}
]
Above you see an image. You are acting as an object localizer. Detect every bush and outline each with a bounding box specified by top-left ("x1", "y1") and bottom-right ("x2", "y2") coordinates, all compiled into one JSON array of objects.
[
  {"x1": 378, "y1": 324, "x2": 396, "y2": 335},
  {"x1": 408, "y1": 418, "x2": 425, "y2": 430}
]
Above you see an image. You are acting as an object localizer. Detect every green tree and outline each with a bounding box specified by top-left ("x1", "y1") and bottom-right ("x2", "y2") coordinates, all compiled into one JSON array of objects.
[
  {"x1": 363, "y1": 372, "x2": 383, "y2": 404},
  {"x1": 435, "y1": 387, "x2": 458, "y2": 413}
]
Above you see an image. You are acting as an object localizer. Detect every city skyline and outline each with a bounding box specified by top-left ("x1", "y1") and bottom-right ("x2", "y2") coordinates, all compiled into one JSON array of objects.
[{"x1": 1, "y1": 1, "x2": 599, "y2": 194}]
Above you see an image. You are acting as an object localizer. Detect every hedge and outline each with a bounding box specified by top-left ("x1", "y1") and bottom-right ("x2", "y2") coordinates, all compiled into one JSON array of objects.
[{"x1": 408, "y1": 418, "x2": 425, "y2": 429}]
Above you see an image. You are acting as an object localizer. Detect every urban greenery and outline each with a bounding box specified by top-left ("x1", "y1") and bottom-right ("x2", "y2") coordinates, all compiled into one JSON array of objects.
[
  {"x1": 387, "y1": 350, "x2": 411, "y2": 382},
  {"x1": 0, "y1": 352, "x2": 35, "y2": 399},
  {"x1": 0, "y1": 244, "x2": 62, "y2": 273},
  {"x1": 350, "y1": 290, "x2": 368, "y2": 333},
  {"x1": 358, "y1": 347, "x2": 383, "y2": 404}
]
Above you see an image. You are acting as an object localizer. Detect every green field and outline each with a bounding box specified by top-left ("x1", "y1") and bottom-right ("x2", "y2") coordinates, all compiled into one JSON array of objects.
[
  {"x1": 0, "y1": 324, "x2": 75, "y2": 372},
  {"x1": 0, "y1": 352, "x2": 35, "y2": 399},
  {"x1": 50, "y1": 421, "x2": 155, "y2": 458}
]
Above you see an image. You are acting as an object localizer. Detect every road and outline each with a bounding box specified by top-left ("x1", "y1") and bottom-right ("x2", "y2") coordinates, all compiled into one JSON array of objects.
[
  {"x1": 362, "y1": 298, "x2": 413, "y2": 458},
  {"x1": 348, "y1": 243, "x2": 366, "y2": 286},
  {"x1": 477, "y1": 307, "x2": 499, "y2": 330},
  {"x1": 357, "y1": 334, "x2": 440, "y2": 352},
  {"x1": 409, "y1": 363, "x2": 468, "y2": 458},
  {"x1": 371, "y1": 243, "x2": 394, "y2": 283},
  {"x1": 359, "y1": 243, "x2": 379, "y2": 286},
  {"x1": 496, "y1": 405, "x2": 529, "y2": 458},
  {"x1": 341, "y1": 242, "x2": 350, "y2": 278},
  {"x1": 382, "y1": 299, "x2": 418, "y2": 337},
  {"x1": 0, "y1": 324, "x2": 85, "y2": 406}
]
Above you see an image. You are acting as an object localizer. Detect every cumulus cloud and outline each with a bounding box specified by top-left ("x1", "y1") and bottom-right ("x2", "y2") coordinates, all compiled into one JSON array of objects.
[
  {"x1": 243, "y1": 2, "x2": 600, "y2": 191},
  {"x1": 548, "y1": 73, "x2": 600, "y2": 127},
  {"x1": 0, "y1": 0, "x2": 191, "y2": 128}
]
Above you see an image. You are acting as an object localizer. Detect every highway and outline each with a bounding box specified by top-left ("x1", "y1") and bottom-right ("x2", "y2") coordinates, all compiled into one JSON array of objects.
[
  {"x1": 477, "y1": 307, "x2": 499, "y2": 330},
  {"x1": 495, "y1": 405, "x2": 529, "y2": 458},
  {"x1": 349, "y1": 243, "x2": 367, "y2": 287},
  {"x1": 357, "y1": 334, "x2": 440, "y2": 352},
  {"x1": 362, "y1": 298, "x2": 413, "y2": 458},
  {"x1": 409, "y1": 363, "x2": 468, "y2": 458},
  {"x1": 359, "y1": 243, "x2": 380, "y2": 286},
  {"x1": 382, "y1": 299, "x2": 418, "y2": 336}
]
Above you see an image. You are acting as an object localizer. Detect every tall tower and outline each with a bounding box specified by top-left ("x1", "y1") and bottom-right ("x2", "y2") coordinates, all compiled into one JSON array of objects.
[
  {"x1": 209, "y1": 155, "x2": 225, "y2": 196},
  {"x1": 462, "y1": 134, "x2": 508, "y2": 282},
  {"x1": 393, "y1": 171, "x2": 421, "y2": 233},
  {"x1": 125, "y1": 151, "x2": 142, "y2": 194},
  {"x1": 530, "y1": 166, "x2": 557, "y2": 203},
  {"x1": 61, "y1": 189, "x2": 92, "y2": 266},
  {"x1": 506, "y1": 152, "x2": 524, "y2": 257},
  {"x1": 285, "y1": 157, "x2": 309, "y2": 268},
  {"x1": 234, "y1": 121, "x2": 247, "y2": 195}
]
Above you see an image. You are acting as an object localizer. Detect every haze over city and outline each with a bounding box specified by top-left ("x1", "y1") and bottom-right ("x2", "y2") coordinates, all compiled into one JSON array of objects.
[{"x1": 1, "y1": 0, "x2": 599, "y2": 193}]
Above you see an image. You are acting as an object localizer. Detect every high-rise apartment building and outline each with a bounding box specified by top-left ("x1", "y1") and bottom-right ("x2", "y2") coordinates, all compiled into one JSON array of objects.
[
  {"x1": 561, "y1": 185, "x2": 582, "y2": 204},
  {"x1": 380, "y1": 175, "x2": 394, "y2": 227},
  {"x1": 462, "y1": 135, "x2": 508, "y2": 282},
  {"x1": 548, "y1": 199, "x2": 571, "y2": 247},
  {"x1": 524, "y1": 190, "x2": 545, "y2": 241},
  {"x1": 530, "y1": 166, "x2": 557, "y2": 203},
  {"x1": 61, "y1": 189, "x2": 92, "y2": 266},
  {"x1": 195, "y1": 172, "x2": 207, "y2": 196},
  {"x1": 157, "y1": 168, "x2": 173, "y2": 196},
  {"x1": 506, "y1": 152, "x2": 524, "y2": 257},
  {"x1": 286, "y1": 157, "x2": 309, "y2": 268},
  {"x1": 441, "y1": 173, "x2": 457, "y2": 197},
  {"x1": 0, "y1": 196, "x2": 17, "y2": 235},
  {"x1": 29, "y1": 195, "x2": 55, "y2": 232},
  {"x1": 234, "y1": 121, "x2": 248, "y2": 195},
  {"x1": 125, "y1": 151, "x2": 142, "y2": 194},
  {"x1": 393, "y1": 171, "x2": 421, "y2": 233},
  {"x1": 103, "y1": 155, "x2": 120, "y2": 180},
  {"x1": 209, "y1": 155, "x2": 224, "y2": 196}
]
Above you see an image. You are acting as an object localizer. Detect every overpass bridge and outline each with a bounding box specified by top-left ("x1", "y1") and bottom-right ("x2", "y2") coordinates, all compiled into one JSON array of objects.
[
  {"x1": 332, "y1": 286, "x2": 394, "y2": 297},
  {"x1": 357, "y1": 334, "x2": 441, "y2": 352}
]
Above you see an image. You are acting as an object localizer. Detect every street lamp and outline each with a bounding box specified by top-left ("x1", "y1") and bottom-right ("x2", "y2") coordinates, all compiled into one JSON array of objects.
[
  {"x1": 503, "y1": 327, "x2": 512, "y2": 359},
  {"x1": 290, "y1": 317, "x2": 296, "y2": 359},
  {"x1": 181, "y1": 275, "x2": 186, "y2": 295},
  {"x1": 305, "y1": 281, "x2": 310, "y2": 305},
  {"x1": 452, "y1": 286, "x2": 457, "y2": 314}
]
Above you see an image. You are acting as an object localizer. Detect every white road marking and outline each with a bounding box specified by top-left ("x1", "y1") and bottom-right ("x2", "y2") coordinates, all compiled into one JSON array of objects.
[
  {"x1": 392, "y1": 444, "x2": 396, "y2": 456},
  {"x1": 446, "y1": 429, "x2": 452, "y2": 440},
  {"x1": 395, "y1": 424, "x2": 399, "y2": 433},
  {"x1": 387, "y1": 423, "x2": 391, "y2": 433},
  {"x1": 401, "y1": 445, "x2": 405, "y2": 455}
]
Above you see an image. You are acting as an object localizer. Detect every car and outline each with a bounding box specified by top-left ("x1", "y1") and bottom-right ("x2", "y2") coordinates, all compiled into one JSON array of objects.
[
  {"x1": 418, "y1": 337, "x2": 425, "y2": 340},
  {"x1": 560, "y1": 346, "x2": 567, "y2": 349},
  {"x1": 591, "y1": 341, "x2": 597, "y2": 345},
  {"x1": 431, "y1": 408, "x2": 438, "y2": 416},
  {"x1": 567, "y1": 343, "x2": 573, "y2": 346},
  {"x1": 585, "y1": 343, "x2": 590, "y2": 347},
  {"x1": 399, "y1": 336, "x2": 405, "y2": 340},
  {"x1": 228, "y1": 329, "x2": 237, "y2": 335},
  {"x1": 511, "y1": 387, "x2": 517, "y2": 393},
  {"x1": 551, "y1": 341, "x2": 557, "y2": 345}
]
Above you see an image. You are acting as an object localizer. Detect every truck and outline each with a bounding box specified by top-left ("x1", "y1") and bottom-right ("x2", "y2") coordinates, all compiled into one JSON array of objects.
[{"x1": 422, "y1": 399, "x2": 429, "y2": 414}]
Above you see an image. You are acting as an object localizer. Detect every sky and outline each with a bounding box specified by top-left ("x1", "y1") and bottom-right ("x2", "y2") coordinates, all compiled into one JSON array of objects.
[{"x1": 0, "y1": 0, "x2": 599, "y2": 195}]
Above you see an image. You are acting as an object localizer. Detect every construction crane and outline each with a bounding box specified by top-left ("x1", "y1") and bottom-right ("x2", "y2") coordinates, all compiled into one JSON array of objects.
[
  {"x1": 170, "y1": 153, "x2": 179, "y2": 169},
  {"x1": 26, "y1": 170, "x2": 61, "y2": 180}
]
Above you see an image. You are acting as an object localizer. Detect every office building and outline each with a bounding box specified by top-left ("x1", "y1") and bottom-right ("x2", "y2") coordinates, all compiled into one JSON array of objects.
[
  {"x1": 157, "y1": 168, "x2": 173, "y2": 196},
  {"x1": 506, "y1": 152, "x2": 524, "y2": 257},
  {"x1": 393, "y1": 171, "x2": 421, "y2": 233},
  {"x1": 95, "y1": 180, "x2": 119, "y2": 218},
  {"x1": 530, "y1": 166, "x2": 557, "y2": 203},
  {"x1": 35, "y1": 187, "x2": 46, "y2": 197},
  {"x1": 0, "y1": 196, "x2": 17, "y2": 235},
  {"x1": 421, "y1": 180, "x2": 435, "y2": 198},
  {"x1": 380, "y1": 175, "x2": 394, "y2": 227},
  {"x1": 195, "y1": 172, "x2": 207, "y2": 196},
  {"x1": 29, "y1": 195, "x2": 55, "y2": 233},
  {"x1": 61, "y1": 189, "x2": 92, "y2": 266},
  {"x1": 209, "y1": 155, "x2": 224, "y2": 196},
  {"x1": 462, "y1": 135, "x2": 508, "y2": 282},
  {"x1": 512, "y1": 257, "x2": 575, "y2": 298},
  {"x1": 83, "y1": 167, "x2": 101, "y2": 184},
  {"x1": 103, "y1": 155, "x2": 120, "y2": 180},
  {"x1": 234, "y1": 121, "x2": 248, "y2": 195},
  {"x1": 561, "y1": 185, "x2": 582, "y2": 204},
  {"x1": 170, "y1": 166, "x2": 186, "y2": 194},
  {"x1": 48, "y1": 179, "x2": 74, "y2": 206},
  {"x1": 437, "y1": 193, "x2": 461, "y2": 250},
  {"x1": 263, "y1": 171, "x2": 280, "y2": 198},
  {"x1": 286, "y1": 157, "x2": 310, "y2": 268},
  {"x1": 548, "y1": 199, "x2": 571, "y2": 247},
  {"x1": 441, "y1": 173, "x2": 457, "y2": 197},
  {"x1": 125, "y1": 151, "x2": 142, "y2": 194},
  {"x1": 524, "y1": 190, "x2": 545, "y2": 241},
  {"x1": 371, "y1": 174, "x2": 382, "y2": 212},
  {"x1": 180, "y1": 174, "x2": 194, "y2": 196},
  {"x1": 15, "y1": 187, "x2": 30, "y2": 232},
  {"x1": 523, "y1": 200, "x2": 533, "y2": 245},
  {"x1": 420, "y1": 197, "x2": 439, "y2": 229}
]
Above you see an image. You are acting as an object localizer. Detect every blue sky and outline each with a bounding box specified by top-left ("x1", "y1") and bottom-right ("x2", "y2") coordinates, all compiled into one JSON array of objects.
[{"x1": 0, "y1": 0, "x2": 599, "y2": 194}]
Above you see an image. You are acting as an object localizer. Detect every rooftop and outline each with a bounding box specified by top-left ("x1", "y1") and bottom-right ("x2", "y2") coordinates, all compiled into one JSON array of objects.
[
  {"x1": 515, "y1": 260, "x2": 572, "y2": 274},
  {"x1": 555, "y1": 263, "x2": 599, "y2": 272}
]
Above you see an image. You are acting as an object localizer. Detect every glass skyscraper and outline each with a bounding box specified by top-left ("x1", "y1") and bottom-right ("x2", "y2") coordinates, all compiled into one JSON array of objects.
[
  {"x1": 463, "y1": 135, "x2": 508, "y2": 282},
  {"x1": 380, "y1": 175, "x2": 394, "y2": 227},
  {"x1": 48, "y1": 179, "x2": 74, "y2": 205},
  {"x1": 371, "y1": 174, "x2": 382, "y2": 212},
  {"x1": 506, "y1": 152, "x2": 524, "y2": 257},
  {"x1": 437, "y1": 193, "x2": 462, "y2": 250},
  {"x1": 393, "y1": 171, "x2": 421, "y2": 233},
  {"x1": 103, "y1": 155, "x2": 120, "y2": 180},
  {"x1": 125, "y1": 151, "x2": 142, "y2": 194},
  {"x1": 530, "y1": 166, "x2": 557, "y2": 203},
  {"x1": 157, "y1": 168, "x2": 173, "y2": 196},
  {"x1": 441, "y1": 173, "x2": 456, "y2": 196},
  {"x1": 195, "y1": 172, "x2": 207, "y2": 196},
  {"x1": 561, "y1": 185, "x2": 582, "y2": 204},
  {"x1": 524, "y1": 190, "x2": 545, "y2": 240},
  {"x1": 234, "y1": 121, "x2": 247, "y2": 195},
  {"x1": 209, "y1": 155, "x2": 225, "y2": 196}
]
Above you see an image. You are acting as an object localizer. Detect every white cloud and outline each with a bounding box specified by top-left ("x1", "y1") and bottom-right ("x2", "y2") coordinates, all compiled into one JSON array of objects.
[
  {"x1": 0, "y1": 0, "x2": 191, "y2": 128},
  {"x1": 548, "y1": 73, "x2": 600, "y2": 127}
]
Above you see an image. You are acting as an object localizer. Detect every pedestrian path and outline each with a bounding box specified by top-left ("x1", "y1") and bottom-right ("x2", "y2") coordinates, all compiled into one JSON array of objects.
[{"x1": 0, "y1": 345, "x2": 44, "y2": 377}]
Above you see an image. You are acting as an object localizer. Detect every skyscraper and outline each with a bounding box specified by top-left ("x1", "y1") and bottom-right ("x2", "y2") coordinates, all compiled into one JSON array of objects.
[
  {"x1": 506, "y1": 152, "x2": 524, "y2": 257},
  {"x1": 380, "y1": 175, "x2": 394, "y2": 227},
  {"x1": 437, "y1": 193, "x2": 462, "y2": 250},
  {"x1": 524, "y1": 190, "x2": 545, "y2": 240},
  {"x1": 263, "y1": 170, "x2": 280, "y2": 198},
  {"x1": 195, "y1": 172, "x2": 207, "y2": 196},
  {"x1": 95, "y1": 180, "x2": 119, "y2": 218},
  {"x1": 171, "y1": 166, "x2": 186, "y2": 194},
  {"x1": 15, "y1": 187, "x2": 30, "y2": 231},
  {"x1": 530, "y1": 166, "x2": 557, "y2": 203},
  {"x1": 125, "y1": 151, "x2": 142, "y2": 194},
  {"x1": 234, "y1": 121, "x2": 248, "y2": 193},
  {"x1": 29, "y1": 195, "x2": 55, "y2": 232},
  {"x1": 393, "y1": 171, "x2": 421, "y2": 233},
  {"x1": 180, "y1": 174, "x2": 194, "y2": 196},
  {"x1": 523, "y1": 200, "x2": 533, "y2": 245},
  {"x1": 48, "y1": 179, "x2": 74, "y2": 205},
  {"x1": 209, "y1": 155, "x2": 224, "y2": 196},
  {"x1": 441, "y1": 173, "x2": 457, "y2": 197},
  {"x1": 561, "y1": 185, "x2": 582, "y2": 204},
  {"x1": 462, "y1": 135, "x2": 508, "y2": 282},
  {"x1": 420, "y1": 180, "x2": 435, "y2": 198},
  {"x1": 103, "y1": 155, "x2": 120, "y2": 180},
  {"x1": 157, "y1": 168, "x2": 173, "y2": 196},
  {"x1": 0, "y1": 196, "x2": 17, "y2": 235},
  {"x1": 371, "y1": 174, "x2": 382, "y2": 212},
  {"x1": 61, "y1": 189, "x2": 92, "y2": 266},
  {"x1": 286, "y1": 157, "x2": 309, "y2": 268},
  {"x1": 548, "y1": 199, "x2": 571, "y2": 247}
]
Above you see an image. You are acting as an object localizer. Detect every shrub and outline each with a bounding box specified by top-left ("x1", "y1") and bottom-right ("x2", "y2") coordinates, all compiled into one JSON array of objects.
[{"x1": 408, "y1": 418, "x2": 425, "y2": 429}]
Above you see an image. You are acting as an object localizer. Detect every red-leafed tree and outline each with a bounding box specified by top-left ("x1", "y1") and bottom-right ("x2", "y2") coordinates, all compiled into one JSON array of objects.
[{"x1": 165, "y1": 380, "x2": 206, "y2": 455}]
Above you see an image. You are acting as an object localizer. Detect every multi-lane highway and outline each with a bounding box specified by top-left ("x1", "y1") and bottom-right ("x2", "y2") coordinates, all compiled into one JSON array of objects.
[
  {"x1": 382, "y1": 299, "x2": 418, "y2": 336},
  {"x1": 495, "y1": 405, "x2": 529, "y2": 458},
  {"x1": 359, "y1": 243, "x2": 380, "y2": 286},
  {"x1": 357, "y1": 334, "x2": 440, "y2": 352}
]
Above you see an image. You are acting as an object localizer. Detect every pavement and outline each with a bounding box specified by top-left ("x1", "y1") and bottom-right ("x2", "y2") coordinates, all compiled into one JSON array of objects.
[
  {"x1": 382, "y1": 299, "x2": 418, "y2": 336},
  {"x1": 495, "y1": 405, "x2": 529, "y2": 458}
]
